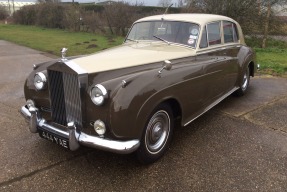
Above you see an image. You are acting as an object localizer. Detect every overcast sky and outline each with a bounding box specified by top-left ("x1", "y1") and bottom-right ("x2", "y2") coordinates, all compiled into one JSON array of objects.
[
  {"x1": 1, "y1": 0, "x2": 180, "y2": 7},
  {"x1": 97, "y1": 0, "x2": 179, "y2": 6},
  {"x1": 70, "y1": 0, "x2": 180, "y2": 6}
]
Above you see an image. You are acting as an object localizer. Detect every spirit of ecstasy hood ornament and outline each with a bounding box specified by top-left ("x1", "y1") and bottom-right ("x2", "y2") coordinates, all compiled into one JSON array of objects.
[{"x1": 61, "y1": 47, "x2": 68, "y2": 61}]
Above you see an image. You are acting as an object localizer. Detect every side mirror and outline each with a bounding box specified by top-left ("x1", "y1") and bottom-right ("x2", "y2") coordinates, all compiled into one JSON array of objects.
[{"x1": 158, "y1": 60, "x2": 172, "y2": 74}]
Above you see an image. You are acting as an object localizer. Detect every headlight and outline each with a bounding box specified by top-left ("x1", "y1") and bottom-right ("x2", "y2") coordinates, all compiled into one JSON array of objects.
[
  {"x1": 90, "y1": 84, "x2": 107, "y2": 106},
  {"x1": 34, "y1": 72, "x2": 47, "y2": 90}
]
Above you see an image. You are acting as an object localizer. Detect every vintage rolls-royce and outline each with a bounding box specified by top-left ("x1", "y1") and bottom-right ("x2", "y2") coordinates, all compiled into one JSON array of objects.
[{"x1": 20, "y1": 14, "x2": 256, "y2": 164}]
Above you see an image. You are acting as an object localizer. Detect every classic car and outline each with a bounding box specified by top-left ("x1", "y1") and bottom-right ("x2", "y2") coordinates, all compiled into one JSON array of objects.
[{"x1": 20, "y1": 14, "x2": 256, "y2": 164}]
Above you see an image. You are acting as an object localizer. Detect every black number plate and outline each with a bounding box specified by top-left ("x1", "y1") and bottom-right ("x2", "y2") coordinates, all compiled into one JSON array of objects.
[{"x1": 39, "y1": 129, "x2": 69, "y2": 149}]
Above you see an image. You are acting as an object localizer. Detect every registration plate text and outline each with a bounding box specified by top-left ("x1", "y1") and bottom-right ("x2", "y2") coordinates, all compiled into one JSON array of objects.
[{"x1": 39, "y1": 130, "x2": 69, "y2": 149}]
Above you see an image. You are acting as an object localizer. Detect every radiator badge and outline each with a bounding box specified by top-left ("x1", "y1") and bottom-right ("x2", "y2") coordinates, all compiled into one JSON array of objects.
[{"x1": 61, "y1": 48, "x2": 68, "y2": 61}]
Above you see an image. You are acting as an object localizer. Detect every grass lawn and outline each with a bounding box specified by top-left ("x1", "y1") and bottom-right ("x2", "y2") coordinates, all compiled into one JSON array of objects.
[
  {"x1": 246, "y1": 37, "x2": 287, "y2": 76},
  {"x1": 255, "y1": 48, "x2": 287, "y2": 75},
  {"x1": 0, "y1": 24, "x2": 286, "y2": 76},
  {"x1": 0, "y1": 24, "x2": 124, "y2": 57}
]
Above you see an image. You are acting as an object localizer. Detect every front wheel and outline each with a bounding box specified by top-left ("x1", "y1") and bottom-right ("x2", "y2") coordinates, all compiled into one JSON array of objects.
[
  {"x1": 137, "y1": 104, "x2": 174, "y2": 164},
  {"x1": 234, "y1": 65, "x2": 250, "y2": 96}
]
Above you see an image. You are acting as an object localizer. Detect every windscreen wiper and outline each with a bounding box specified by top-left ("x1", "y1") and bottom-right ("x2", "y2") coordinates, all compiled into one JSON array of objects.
[{"x1": 153, "y1": 35, "x2": 171, "y2": 45}]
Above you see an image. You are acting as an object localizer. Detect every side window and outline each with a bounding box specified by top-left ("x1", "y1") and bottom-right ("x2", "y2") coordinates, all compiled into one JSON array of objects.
[
  {"x1": 223, "y1": 21, "x2": 239, "y2": 43},
  {"x1": 223, "y1": 21, "x2": 234, "y2": 43},
  {"x1": 207, "y1": 22, "x2": 221, "y2": 45},
  {"x1": 199, "y1": 26, "x2": 208, "y2": 48},
  {"x1": 233, "y1": 23, "x2": 239, "y2": 42}
]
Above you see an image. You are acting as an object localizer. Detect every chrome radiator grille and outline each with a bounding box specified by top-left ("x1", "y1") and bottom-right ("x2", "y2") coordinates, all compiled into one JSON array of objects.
[{"x1": 48, "y1": 70, "x2": 82, "y2": 127}]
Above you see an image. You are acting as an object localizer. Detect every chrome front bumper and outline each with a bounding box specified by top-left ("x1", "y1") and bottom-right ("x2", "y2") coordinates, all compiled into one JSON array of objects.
[{"x1": 20, "y1": 105, "x2": 140, "y2": 154}]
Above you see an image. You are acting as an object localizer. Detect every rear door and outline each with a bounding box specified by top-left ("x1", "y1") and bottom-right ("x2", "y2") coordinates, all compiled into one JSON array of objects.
[
  {"x1": 196, "y1": 21, "x2": 231, "y2": 106},
  {"x1": 221, "y1": 20, "x2": 241, "y2": 90}
]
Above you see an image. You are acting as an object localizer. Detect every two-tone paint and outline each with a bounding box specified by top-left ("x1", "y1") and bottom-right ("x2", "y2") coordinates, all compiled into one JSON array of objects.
[{"x1": 21, "y1": 14, "x2": 256, "y2": 155}]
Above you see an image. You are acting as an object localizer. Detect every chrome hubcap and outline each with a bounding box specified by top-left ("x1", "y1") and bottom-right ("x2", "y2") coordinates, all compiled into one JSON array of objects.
[
  {"x1": 145, "y1": 110, "x2": 170, "y2": 154},
  {"x1": 151, "y1": 123, "x2": 163, "y2": 142},
  {"x1": 242, "y1": 67, "x2": 249, "y2": 91}
]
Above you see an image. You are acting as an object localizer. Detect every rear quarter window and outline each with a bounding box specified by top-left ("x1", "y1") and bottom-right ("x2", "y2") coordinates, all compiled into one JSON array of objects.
[{"x1": 223, "y1": 21, "x2": 239, "y2": 43}]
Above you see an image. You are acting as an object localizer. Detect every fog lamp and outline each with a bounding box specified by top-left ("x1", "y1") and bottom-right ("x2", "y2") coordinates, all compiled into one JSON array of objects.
[
  {"x1": 26, "y1": 99, "x2": 35, "y2": 108},
  {"x1": 94, "y1": 120, "x2": 106, "y2": 135}
]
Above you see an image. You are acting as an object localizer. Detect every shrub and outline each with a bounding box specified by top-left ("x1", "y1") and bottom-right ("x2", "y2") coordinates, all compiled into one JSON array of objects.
[
  {"x1": 13, "y1": 5, "x2": 37, "y2": 25},
  {"x1": 12, "y1": 2, "x2": 180, "y2": 35},
  {"x1": 36, "y1": 3, "x2": 64, "y2": 28},
  {"x1": 81, "y1": 11, "x2": 106, "y2": 33},
  {"x1": 62, "y1": 5, "x2": 82, "y2": 31},
  {"x1": 0, "y1": 5, "x2": 9, "y2": 20}
]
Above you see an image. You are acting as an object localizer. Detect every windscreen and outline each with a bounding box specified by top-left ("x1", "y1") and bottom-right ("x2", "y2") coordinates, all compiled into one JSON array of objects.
[{"x1": 126, "y1": 21, "x2": 200, "y2": 48}]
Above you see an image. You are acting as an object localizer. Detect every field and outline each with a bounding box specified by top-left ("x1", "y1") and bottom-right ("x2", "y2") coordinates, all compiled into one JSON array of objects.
[
  {"x1": 255, "y1": 48, "x2": 287, "y2": 75},
  {"x1": 246, "y1": 37, "x2": 287, "y2": 76},
  {"x1": 0, "y1": 24, "x2": 124, "y2": 56},
  {"x1": 0, "y1": 24, "x2": 286, "y2": 76}
]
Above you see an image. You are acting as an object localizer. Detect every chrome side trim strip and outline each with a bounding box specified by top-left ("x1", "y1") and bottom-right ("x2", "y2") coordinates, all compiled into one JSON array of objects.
[
  {"x1": 196, "y1": 43, "x2": 241, "y2": 55},
  {"x1": 20, "y1": 105, "x2": 140, "y2": 154},
  {"x1": 184, "y1": 87, "x2": 239, "y2": 126}
]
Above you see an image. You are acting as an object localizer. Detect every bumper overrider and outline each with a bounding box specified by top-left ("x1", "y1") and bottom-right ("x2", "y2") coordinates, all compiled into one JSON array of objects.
[{"x1": 20, "y1": 102, "x2": 140, "y2": 154}]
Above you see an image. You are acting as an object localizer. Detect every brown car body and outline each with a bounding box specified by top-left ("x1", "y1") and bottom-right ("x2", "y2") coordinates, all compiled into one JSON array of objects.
[{"x1": 21, "y1": 14, "x2": 256, "y2": 163}]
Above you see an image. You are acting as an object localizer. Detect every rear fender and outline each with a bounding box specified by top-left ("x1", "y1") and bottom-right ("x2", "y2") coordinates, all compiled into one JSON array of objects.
[{"x1": 236, "y1": 46, "x2": 256, "y2": 86}]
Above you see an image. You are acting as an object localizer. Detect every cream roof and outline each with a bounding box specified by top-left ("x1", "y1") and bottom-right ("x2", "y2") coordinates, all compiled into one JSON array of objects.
[
  {"x1": 135, "y1": 13, "x2": 244, "y2": 44},
  {"x1": 136, "y1": 14, "x2": 237, "y2": 26}
]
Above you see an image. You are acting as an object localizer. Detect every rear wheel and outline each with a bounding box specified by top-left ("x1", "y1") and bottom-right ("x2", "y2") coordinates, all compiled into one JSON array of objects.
[
  {"x1": 137, "y1": 104, "x2": 174, "y2": 164},
  {"x1": 234, "y1": 65, "x2": 250, "y2": 96}
]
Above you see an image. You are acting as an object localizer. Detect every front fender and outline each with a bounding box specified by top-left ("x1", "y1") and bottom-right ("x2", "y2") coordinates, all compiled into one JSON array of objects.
[
  {"x1": 108, "y1": 70, "x2": 159, "y2": 139},
  {"x1": 108, "y1": 66, "x2": 190, "y2": 139}
]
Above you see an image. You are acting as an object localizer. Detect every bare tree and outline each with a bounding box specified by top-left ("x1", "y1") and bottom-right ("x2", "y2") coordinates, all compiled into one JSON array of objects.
[
  {"x1": 178, "y1": 0, "x2": 190, "y2": 7},
  {"x1": 37, "y1": 0, "x2": 61, "y2": 3},
  {"x1": 0, "y1": 5, "x2": 9, "y2": 19},
  {"x1": 259, "y1": 0, "x2": 287, "y2": 47},
  {"x1": 183, "y1": 0, "x2": 287, "y2": 46},
  {"x1": 104, "y1": 2, "x2": 141, "y2": 35},
  {"x1": 7, "y1": 0, "x2": 11, "y2": 15},
  {"x1": 12, "y1": 0, "x2": 15, "y2": 13},
  {"x1": 158, "y1": 0, "x2": 173, "y2": 7},
  {"x1": 183, "y1": 0, "x2": 260, "y2": 34},
  {"x1": 261, "y1": 0, "x2": 272, "y2": 48}
]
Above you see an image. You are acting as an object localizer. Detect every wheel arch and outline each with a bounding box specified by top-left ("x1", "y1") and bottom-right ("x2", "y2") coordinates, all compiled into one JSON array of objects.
[
  {"x1": 136, "y1": 97, "x2": 183, "y2": 139},
  {"x1": 249, "y1": 61, "x2": 255, "y2": 77},
  {"x1": 162, "y1": 98, "x2": 182, "y2": 122}
]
